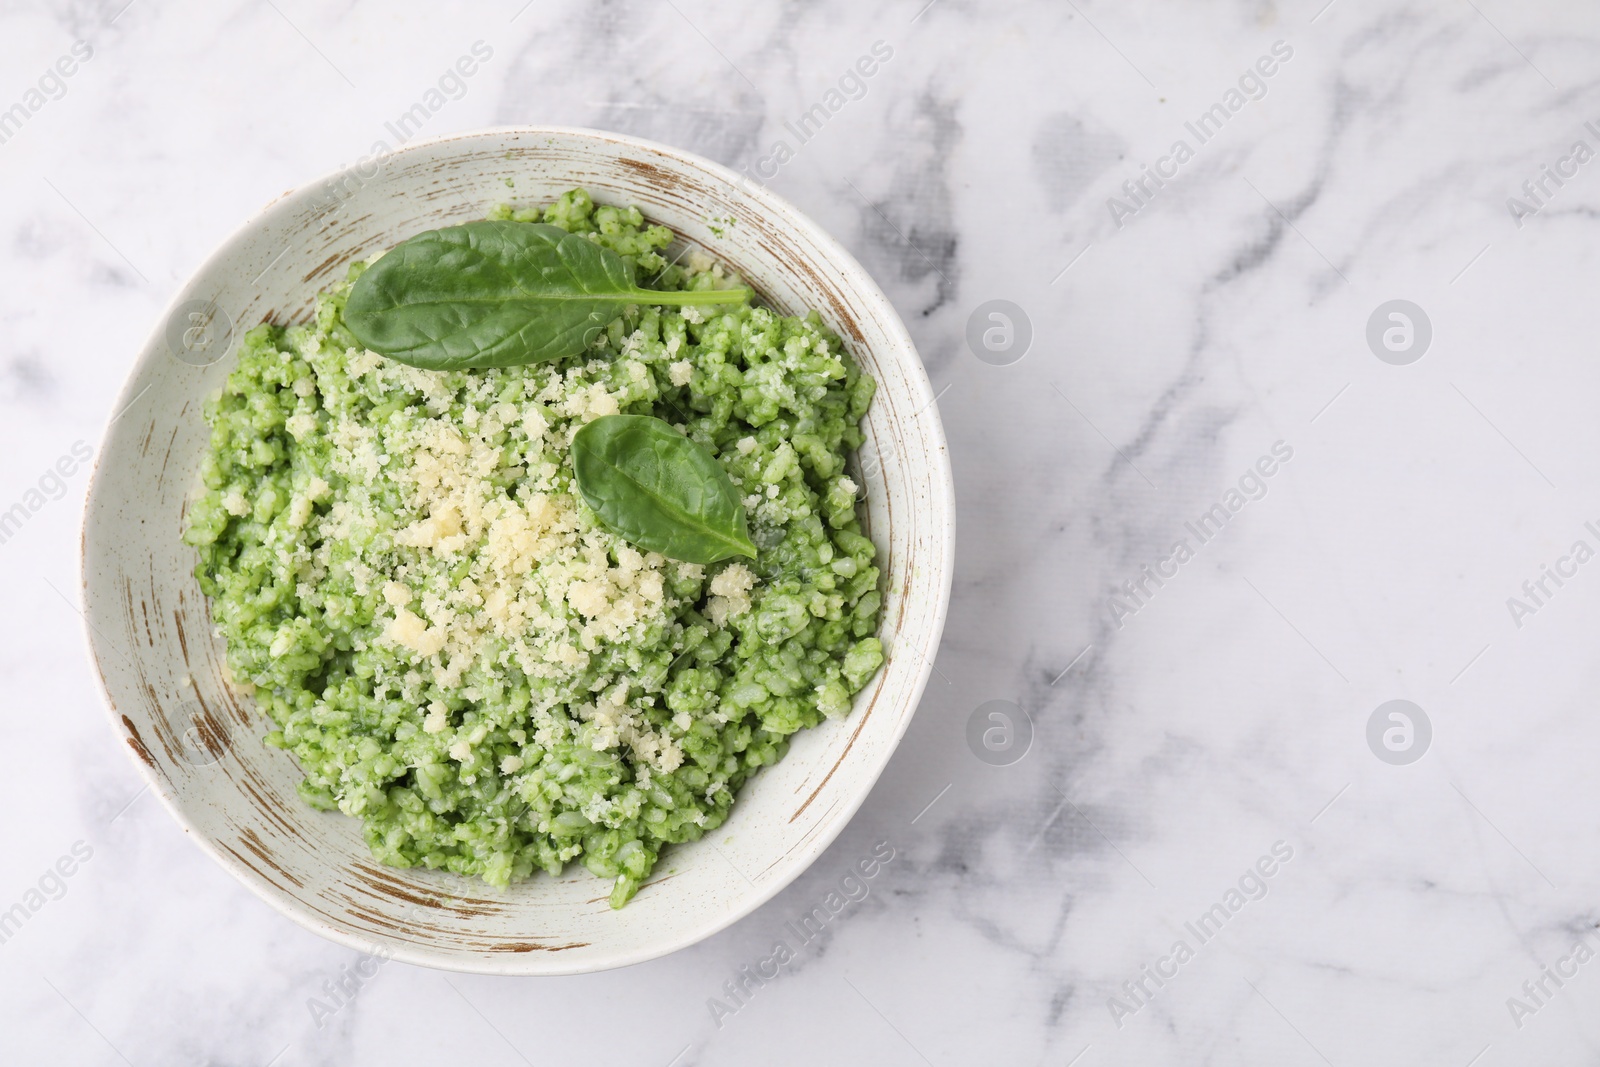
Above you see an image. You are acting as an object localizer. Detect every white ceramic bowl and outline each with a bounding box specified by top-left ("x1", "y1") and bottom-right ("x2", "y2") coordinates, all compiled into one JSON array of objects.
[{"x1": 80, "y1": 127, "x2": 953, "y2": 974}]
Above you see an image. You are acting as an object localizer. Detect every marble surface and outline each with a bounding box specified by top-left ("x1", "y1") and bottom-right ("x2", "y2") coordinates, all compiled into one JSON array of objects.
[{"x1": 5, "y1": 0, "x2": 1600, "y2": 1062}]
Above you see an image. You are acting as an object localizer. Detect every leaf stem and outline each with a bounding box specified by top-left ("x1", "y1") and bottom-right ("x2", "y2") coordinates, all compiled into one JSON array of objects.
[{"x1": 636, "y1": 287, "x2": 754, "y2": 307}]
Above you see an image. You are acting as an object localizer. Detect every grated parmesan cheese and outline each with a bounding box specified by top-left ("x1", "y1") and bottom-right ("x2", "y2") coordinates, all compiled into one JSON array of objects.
[{"x1": 707, "y1": 562, "x2": 756, "y2": 627}]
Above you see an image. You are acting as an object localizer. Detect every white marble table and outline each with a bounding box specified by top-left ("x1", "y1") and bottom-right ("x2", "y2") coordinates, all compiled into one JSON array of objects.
[{"x1": 6, "y1": 0, "x2": 1600, "y2": 1062}]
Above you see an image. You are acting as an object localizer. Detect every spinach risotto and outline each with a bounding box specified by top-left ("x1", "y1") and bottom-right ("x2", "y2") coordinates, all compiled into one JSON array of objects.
[{"x1": 183, "y1": 190, "x2": 883, "y2": 907}]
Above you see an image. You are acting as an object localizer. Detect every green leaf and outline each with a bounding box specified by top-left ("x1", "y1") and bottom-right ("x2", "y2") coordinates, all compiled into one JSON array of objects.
[
  {"x1": 343, "y1": 221, "x2": 752, "y2": 370},
  {"x1": 571, "y1": 415, "x2": 758, "y2": 565}
]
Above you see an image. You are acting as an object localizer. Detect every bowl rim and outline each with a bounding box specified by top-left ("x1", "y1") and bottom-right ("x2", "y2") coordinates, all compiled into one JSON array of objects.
[{"x1": 79, "y1": 124, "x2": 956, "y2": 974}]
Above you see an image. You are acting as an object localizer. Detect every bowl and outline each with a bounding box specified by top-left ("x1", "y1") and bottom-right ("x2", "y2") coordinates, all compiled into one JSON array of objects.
[{"x1": 80, "y1": 126, "x2": 954, "y2": 974}]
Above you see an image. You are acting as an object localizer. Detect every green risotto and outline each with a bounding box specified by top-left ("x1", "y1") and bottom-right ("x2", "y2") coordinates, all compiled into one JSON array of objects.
[{"x1": 184, "y1": 190, "x2": 883, "y2": 907}]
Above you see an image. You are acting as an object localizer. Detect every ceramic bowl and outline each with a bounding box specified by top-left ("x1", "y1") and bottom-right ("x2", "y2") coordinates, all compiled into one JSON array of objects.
[{"x1": 80, "y1": 126, "x2": 953, "y2": 974}]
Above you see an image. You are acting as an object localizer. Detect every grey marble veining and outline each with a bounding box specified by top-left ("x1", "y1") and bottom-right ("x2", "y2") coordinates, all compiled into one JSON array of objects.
[{"x1": 5, "y1": 0, "x2": 1600, "y2": 1063}]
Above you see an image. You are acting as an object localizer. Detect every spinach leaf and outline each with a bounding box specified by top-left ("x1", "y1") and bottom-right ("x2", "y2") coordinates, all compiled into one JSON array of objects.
[
  {"x1": 343, "y1": 221, "x2": 752, "y2": 369},
  {"x1": 571, "y1": 414, "x2": 757, "y2": 565}
]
